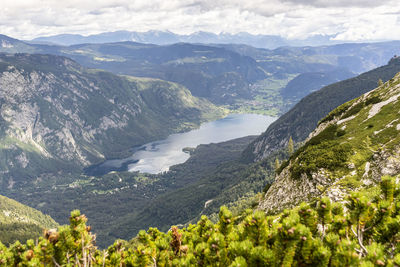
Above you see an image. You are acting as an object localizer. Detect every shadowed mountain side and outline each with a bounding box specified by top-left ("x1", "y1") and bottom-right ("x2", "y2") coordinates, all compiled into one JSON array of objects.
[{"x1": 243, "y1": 56, "x2": 400, "y2": 162}]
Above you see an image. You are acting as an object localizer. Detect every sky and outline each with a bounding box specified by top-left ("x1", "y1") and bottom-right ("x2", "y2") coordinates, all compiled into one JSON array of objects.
[{"x1": 1, "y1": 0, "x2": 400, "y2": 41}]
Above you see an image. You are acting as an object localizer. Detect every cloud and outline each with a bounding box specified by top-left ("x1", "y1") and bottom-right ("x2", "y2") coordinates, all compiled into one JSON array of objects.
[
  {"x1": 0, "y1": 0, "x2": 399, "y2": 41},
  {"x1": 281, "y1": 0, "x2": 395, "y2": 8}
]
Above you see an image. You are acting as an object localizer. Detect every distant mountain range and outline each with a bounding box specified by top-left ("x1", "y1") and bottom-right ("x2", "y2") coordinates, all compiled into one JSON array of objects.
[
  {"x1": 4, "y1": 33, "x2": 400, "y2": 112},
  {"x1": 30, "y1": 30, "x2": 348, "y2": 49}
]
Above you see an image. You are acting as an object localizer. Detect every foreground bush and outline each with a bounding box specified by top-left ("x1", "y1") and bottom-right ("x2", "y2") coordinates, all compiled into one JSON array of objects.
[{"x1": 1, "y1": 176, "x2": 400, "y2": 266}]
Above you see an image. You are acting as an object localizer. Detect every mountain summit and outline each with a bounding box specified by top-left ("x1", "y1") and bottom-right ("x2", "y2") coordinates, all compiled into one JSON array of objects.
[{"x1": 30, "y1": 31, "x2": 343, "y2": 49}]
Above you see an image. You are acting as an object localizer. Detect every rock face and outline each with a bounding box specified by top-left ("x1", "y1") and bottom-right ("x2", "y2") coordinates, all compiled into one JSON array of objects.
[
  {"x1": 259, "y1": 71, "x2": 400, "y2": 214},
  {"x1": 0, "y1": 53, "x2": 223, "y2": 186},
  {"x1": 258, "y1": 167, "x2": 331, "y2": 213},
  {"x1": 243, "y1": 56, "x2": 400, "y2": 163}
]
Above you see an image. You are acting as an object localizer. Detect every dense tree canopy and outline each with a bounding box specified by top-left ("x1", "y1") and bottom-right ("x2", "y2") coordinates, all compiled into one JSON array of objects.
[{"x1": 1, "y1": 176, "x2": 400, "y2": 266}]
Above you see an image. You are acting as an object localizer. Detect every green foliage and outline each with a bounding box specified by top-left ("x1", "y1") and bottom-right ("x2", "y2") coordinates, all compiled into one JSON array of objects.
[
  {"x1": 337, "y1": 96, "x2": 381, "y2": 121},
  {"x1": 288, "y1": 136, "x2": 294, "y2": 155},
  {"x1": 2, "y1": 176, "x2": 400, "y2": 266},
  {"x1": 0, "y1": 195, "x2": 58, "y2": 246},
  {"x1": 277, "y1": 124, "x2": 344, "y2": 177},
  {"x1": 0, "y1": 53, "x2": 225, "y2": 186},
  {"x1": 365, "y1": 95, "x2": 382, "y2": 105},
  {"x1": 3, "y1": 136, "x2": 273, "y2": 248},
  {"x1": 274, "y1": 158, "x2": 280, "y2": 173},
  {"x1": 290, "y1": 140, "x2": 352, "y2": 179},
  {"x1": 342, "y1": 102, "x2": 364, "y2": 119},
  {"x1": 381, "y1": 175, "x2": 395, "y2": 202},
  {"x1": 247, "y1": 56, "x2": 400, "y2": 162},
  {"x1": 279, "y1": 123, "x2": 352, "y2": 179},
  {"x1": 319, "y1": 100, "x2": 353, "y2": 125}
]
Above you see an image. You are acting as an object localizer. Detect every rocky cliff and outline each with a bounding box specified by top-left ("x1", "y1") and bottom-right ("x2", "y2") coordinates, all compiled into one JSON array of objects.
[
  {"x1": 259, "y1": 71, "x2": 400, "y2": 213},
  {"x1": 0, "y1": 53, "x2": 224, "y2": 187}
]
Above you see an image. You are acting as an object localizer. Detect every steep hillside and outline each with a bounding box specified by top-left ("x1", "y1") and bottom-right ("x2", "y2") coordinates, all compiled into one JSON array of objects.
[
  {"x1": 0, "y1": 34, "x2": 37, "y2": 54},
  {"x1": 281, "y1": 68, "x2": 355, "y2": 105},
  {"x1": 244, "y1": 56, "x2": 400, "y2": 162},
  {"x1": 0, "y1": 53, "x2": 223, "y2": 188},
  {"x1": 2, "y1": 176, "x2": 400, "y2": 265},
  {"x1": 259, "y1": 71, "x2": 400, "y2": 213},
  {"x1": 0, "y1": 194, "x2": 57, "y2": 245}
]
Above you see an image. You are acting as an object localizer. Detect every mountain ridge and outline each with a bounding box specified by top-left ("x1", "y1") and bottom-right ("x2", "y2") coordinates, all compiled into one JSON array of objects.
[
  {"x1": 0, "y1": 53, "x2": 224, "y2": 188},
  {"x1": 29, "y1": 30, "x2": 347, "y2": 49},
  {"x1": 244, "y1": 56, "x2": 400, "y2": 162},
  {"x1": 259, "y1": 70, "x2": 400, "y2": 213},
  {"x1": 3, "y1": 34, "x2": 400, "y2": 116}
]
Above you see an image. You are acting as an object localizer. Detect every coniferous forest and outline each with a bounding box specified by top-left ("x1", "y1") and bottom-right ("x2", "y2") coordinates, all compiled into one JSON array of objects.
[{"x1": 1, "y1": 176, "x2": 399, "y2": 266}]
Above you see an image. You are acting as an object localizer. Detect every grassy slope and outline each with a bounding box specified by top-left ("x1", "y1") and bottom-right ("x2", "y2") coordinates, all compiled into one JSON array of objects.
[
  {"x1": 260, "y1": 71, "x2": 400, "y2": 213},
  {"x1": 297, "y1": 72, "x2": 400, "y2": 184},
  {"x1": 0, "y1": 195, "x2": 58, "y2": 245},
  {"x1": 315, "y1": 73, "x2": 400, "y2": 187},
  {"x1": 244, "y1": 57, "x2": 400, "y2": 162}
]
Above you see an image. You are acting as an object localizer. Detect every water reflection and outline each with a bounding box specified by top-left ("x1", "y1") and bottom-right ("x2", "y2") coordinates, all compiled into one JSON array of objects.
[{"x1": 86, "y1": 114, "x2": 275, "y2": 175}]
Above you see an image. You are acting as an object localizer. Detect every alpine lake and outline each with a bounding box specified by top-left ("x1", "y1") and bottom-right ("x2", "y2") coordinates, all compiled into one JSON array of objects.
[{"x1": 85, "y1": 114, "x2": 276, "y2": 175}]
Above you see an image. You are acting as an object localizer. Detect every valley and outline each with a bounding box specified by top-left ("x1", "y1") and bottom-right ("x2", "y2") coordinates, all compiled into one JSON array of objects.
[
  {"x1": 244, "y1": 56, "x2": 400, "y2": 162},
  {"x1": 3, "y1": 51, "x2": 400, "y2": 265},
  {"x1": 3, "y1": 0, "x2": 400, "y2": 265},
  {"x1": 1, "y1": 32, "x2": 400, "y2": 263},
  {"x1": 4, "y1": 135, "x2": 266, "y2": 247},
  {"x1": 2, "y1": 35, "x2": 400, "y2": 116},
  {"x1": 0, "y1": 53, "x2": 224, "y2": 185}
]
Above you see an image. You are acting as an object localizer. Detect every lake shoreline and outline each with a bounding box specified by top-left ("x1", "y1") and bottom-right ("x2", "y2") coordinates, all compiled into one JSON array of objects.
[{"x1": 85, "y1": 113, "x2": 276, "y2": 176}]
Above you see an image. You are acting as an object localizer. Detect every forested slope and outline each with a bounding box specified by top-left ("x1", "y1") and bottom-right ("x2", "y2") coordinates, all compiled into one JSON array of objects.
[
  {"x1": 0, "y1": 53, "x2": 223, "y2": 189},
  {"x1": 0, "y1": 195, "x2": 57, "y2": 245},
  {"x1": 244, "y1": 56, "x2": 400, "y2": 162}
]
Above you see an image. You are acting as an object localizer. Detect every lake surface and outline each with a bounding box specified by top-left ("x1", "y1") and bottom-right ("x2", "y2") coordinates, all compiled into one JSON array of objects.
[{"x1": 86, "y1": 114, "x2": 275, "y2": 175}]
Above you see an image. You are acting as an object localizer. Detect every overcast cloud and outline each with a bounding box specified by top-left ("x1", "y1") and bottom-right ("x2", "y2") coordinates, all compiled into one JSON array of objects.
[{"x1": 0, "y1": 0, "x2": 399, "y2": 41}]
